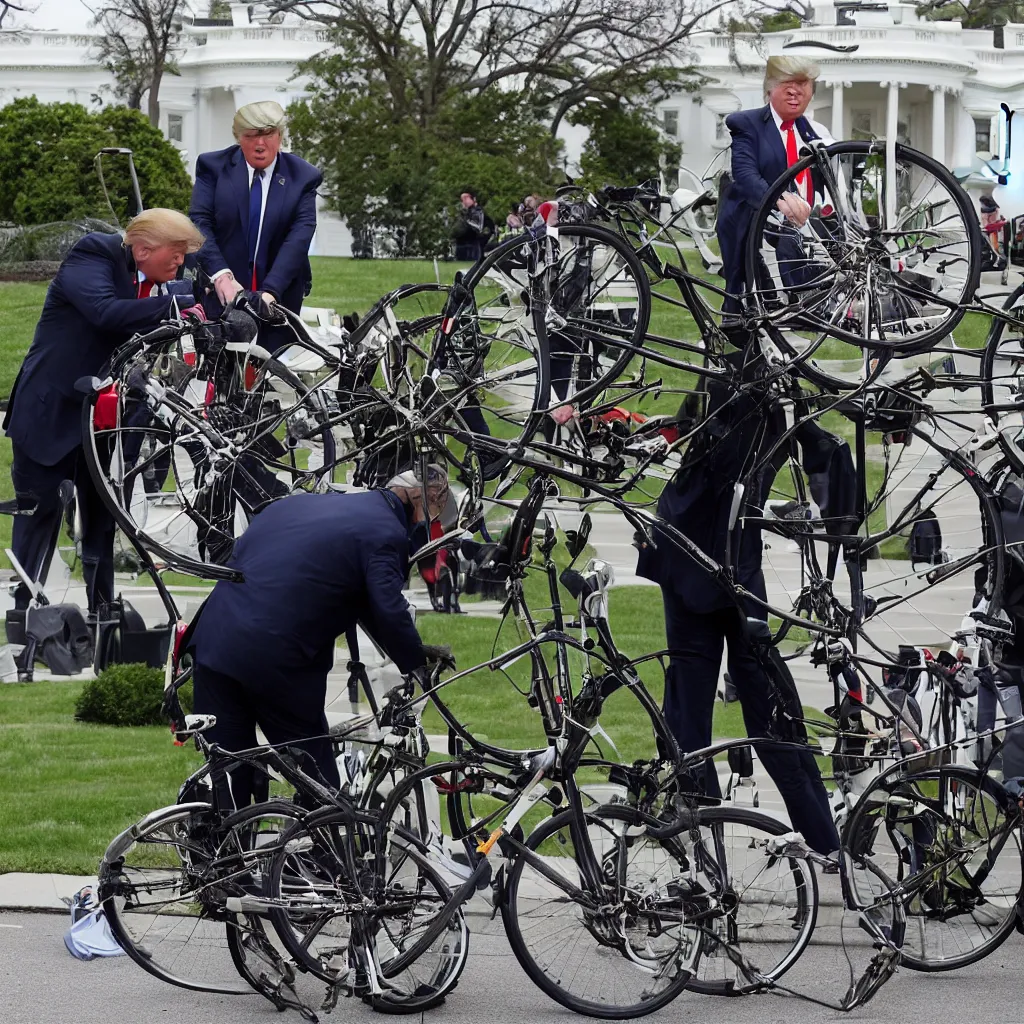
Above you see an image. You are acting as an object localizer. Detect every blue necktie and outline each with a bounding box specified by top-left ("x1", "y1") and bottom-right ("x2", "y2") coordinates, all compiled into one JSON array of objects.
[{"x1": 247, "y1": 167, "x2": 264, "y2": 277}]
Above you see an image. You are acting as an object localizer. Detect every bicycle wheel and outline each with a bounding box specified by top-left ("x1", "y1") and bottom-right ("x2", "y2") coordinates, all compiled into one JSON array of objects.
[
  {"x1": 216, "y1": 802, "x2": 331, "y2": 1017},
  {"x1": 760, "y1": 418, "x2": 1006, "y2": 661},
  {"x1": 437, "y1": 225, "x2": 649, "y2": 465},
  {"x1": 83, "y1": 342, "x2": 336, "y2": 573},
  {"x1": 682, "y1": 805, "x2": 818, "y2": 994},
  {"x1": 746, "y1": 141, "x2": 982, "y2": 390},
  {"x1": 265, "y1": 807, "x2": 468, "y2": 1012},
  {"x1": 98, "y1": 802, "x2": 254, "y2": 994},
  {"x1": 980, "y1": 284, "x2": 1024, "y2": 472},
  {"x1": 843, "y1": 763, "x2": 1023, "y2": 971},
  {"x1": 501, "y1": 805, "x2": 702, "y2": 1019}
]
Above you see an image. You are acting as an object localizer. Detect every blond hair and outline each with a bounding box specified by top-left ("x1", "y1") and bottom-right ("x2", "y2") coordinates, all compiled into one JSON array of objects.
[
  {"x1": 232, "y1": 100, "x2": 287, "y2": 140},
  {"x1": 124, "y1": 209, "x2": 204, "y2": 252},
  {"x1": 764, "y1": 55, "x2": 820, "y2": 101}
]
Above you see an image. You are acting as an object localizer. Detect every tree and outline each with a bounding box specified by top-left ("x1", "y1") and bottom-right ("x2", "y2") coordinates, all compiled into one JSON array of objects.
[
  {"x1": 90, "y1": 0, "x2": 188, "y2": 125},
  {"x1": 288, "y1": 39, "x2": 562, "y2": 255},
  {"x1": 916, "y1": 0, "x2": 1024, "y2": 27},
  {"x1": 0, "y1": 0, "x2": 26, "y2": 27},
  {"x1": 269, "y1": 0, "x2": 736, "y2": 138},
  {"x1": 0, "y1": 97, "x2": 192, "y2": 226},
  {"x1": 570, "y1": 103, "x2": 682, "y2": 189}
]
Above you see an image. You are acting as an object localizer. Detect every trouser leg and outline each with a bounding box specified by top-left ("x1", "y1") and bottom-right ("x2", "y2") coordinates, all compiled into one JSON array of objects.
[
  {"x1": 661, "y1": 588, "x2": 725, "y2": 796},
  {"x1": 254, "y1": 671, "x2": 341, "y2": 792},
  {"x1": 191, "y1": 660, "x2": 261, "y2": 809},
  {"x1": 10, "y1": 446, "x2": 77, "y2": 609},
  {"x1": 74, "y1": 450, "x2": 116, "y2": 614},
  {"x1": 722, "y1": 614, "x2": 839, "y2": 854}
]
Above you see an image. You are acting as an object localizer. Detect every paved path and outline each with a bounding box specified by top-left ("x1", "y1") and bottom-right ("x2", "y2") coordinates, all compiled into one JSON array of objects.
[{"x1": 2, "y1": 909, "x2": 1023, "y2": 1024}]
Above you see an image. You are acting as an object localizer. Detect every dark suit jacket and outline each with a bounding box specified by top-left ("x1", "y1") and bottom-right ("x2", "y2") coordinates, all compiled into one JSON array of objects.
[
  {"x1": 637, "y1": 380, "x2": 781, "y2": 614},
  {"x1": 189, "y1": 146, "x2": 322, "y2": 315},
  {"x1": 3, "y1": 231, "x2": 193, "y2": 467},
  {"x1": 190, "y1": 490, "x2": 426, "y2": 684},
  {"x1": 716, "y1": 105, "x2": 822, "y2": 306}
]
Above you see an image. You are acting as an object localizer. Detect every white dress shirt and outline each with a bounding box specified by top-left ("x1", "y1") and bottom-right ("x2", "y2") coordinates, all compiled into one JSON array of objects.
[
  {"x1": 211, "y1": 156, "x2": 278, "y2": 282},
  {"x1": 770, "y1": 105, "x2": 834, "y2": 206}
]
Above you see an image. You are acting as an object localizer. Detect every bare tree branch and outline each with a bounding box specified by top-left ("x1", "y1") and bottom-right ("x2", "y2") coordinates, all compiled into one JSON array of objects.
[
  {"x1": 89, "y1": 0, "x2": 188, "y2": 124},
  {"x1": 269, "y1": 0, "x2": 743, "y2": 134}
]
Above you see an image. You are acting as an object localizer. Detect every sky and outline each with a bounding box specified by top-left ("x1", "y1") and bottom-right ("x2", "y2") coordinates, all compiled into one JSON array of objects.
[{"x1": 16, "y1": 0, "x2": 119, "y2": 31}]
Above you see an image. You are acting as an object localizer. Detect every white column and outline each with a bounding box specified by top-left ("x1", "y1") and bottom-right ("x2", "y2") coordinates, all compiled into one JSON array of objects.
[
  {"x1": 831, "y1": 81, "x2": 845, "y2": 139},
  {"x1": 884, "y1": 81, "x2": 906, "y2": 228},
  {"x1": 930, "y1": 85, "x2": 946, "y2": 164},
  {"x1": 885, "y1": 80, "x2": 903, "y2": 145}
]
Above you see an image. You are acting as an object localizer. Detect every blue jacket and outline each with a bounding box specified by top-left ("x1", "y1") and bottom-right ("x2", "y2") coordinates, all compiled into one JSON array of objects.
[
  {"x1": 189, "y1": 146, "x2": 322, "y2": 314},
  {"x1": 190, "y1": 490, "x2": 427, "y2": 682},
  {"x1": 3, "y1": 231, "x2": 193, "y2": 467},
  {"x1": 716, "y1": 105, "x2": 822, "y2": 305}
]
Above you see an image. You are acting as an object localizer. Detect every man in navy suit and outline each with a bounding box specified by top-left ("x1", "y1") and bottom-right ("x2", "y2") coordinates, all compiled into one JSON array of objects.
[
  {"x1": 3, "y1": 210, "x2": 204, "y2": 614},
  {"x1": 716, "y1": 56, "x2": 833, "y2": 314},
  {"x1": 188, "y1": 465, "x2": 455, "y2": 806},
  {"x1": 189, "y1": 100, "x2": 322, "y2": 352},
  {"x1": 636, "y1": 373, "x2": 841, "y2": 856}
]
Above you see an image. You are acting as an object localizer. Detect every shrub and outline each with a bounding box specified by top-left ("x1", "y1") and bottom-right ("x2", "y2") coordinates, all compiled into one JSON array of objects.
[{"x1": 75, "y1": 662, "x2": 166, "y2": 727}]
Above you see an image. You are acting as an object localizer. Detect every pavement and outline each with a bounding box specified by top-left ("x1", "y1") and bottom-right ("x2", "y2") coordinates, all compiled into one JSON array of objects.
[{"x1": 2, "y1": 908, "x2": 1024, "y2": 1024}]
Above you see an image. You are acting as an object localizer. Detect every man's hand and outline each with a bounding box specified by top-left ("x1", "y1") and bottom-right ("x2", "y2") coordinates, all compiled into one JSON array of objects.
[
  {"x1": 421, "y1": 643, "x2": 457, "y2": 671},
  {"x1": 261, "y1": 292, "x2": 277, "y2": 307},
  {"x1": 214, "y1": 273, "x2": 244, "y2": 306},
  {"x1": 777, "y1": 193, "x2": 810, "y2": 227}
]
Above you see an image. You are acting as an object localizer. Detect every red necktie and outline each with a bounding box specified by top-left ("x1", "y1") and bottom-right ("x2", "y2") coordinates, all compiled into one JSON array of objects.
[
  {"x1": 136, "y1": 279, "x2": 155, "y2": 299},
  {"x1": 781, "y1": 120, "x2": 811, "y2": 204}
]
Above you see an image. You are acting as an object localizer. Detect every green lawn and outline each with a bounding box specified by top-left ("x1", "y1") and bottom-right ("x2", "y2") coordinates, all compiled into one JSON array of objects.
[
  {"x1": 0, "y1": 583, "x2": 755, "y2": 875},
  {"x1": 0, "y1": 680, "x2": 203, "y2": 874}
]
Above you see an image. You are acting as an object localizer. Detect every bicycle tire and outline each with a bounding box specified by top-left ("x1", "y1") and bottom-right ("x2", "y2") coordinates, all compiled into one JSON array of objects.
[
  {"x1": 745, "y1": 141, "x2": 982, "y2": 390},
  {"x1": 682, "y1": 805, "x2": 818, "y2": 994},
  {"x1": 843, "y1": 763, "x2": 1023, "y2": 972},
  {"x1": 980, "y1": 283, "x2": 1024, "y2": 472},
  {"x1": 99, "y1": 802, "x2": 253, "y2": 994},
  {"x1": 445, "y1": 224, "x2": 650, "y2": 472},
  {"x1": 264, "y1": 806, "x2": 468, "y2": 1012},
  {"x1": 501, "y1": 804, "x2": 701, "y2": 1019},
  {"x1": 81, "y1": 350, "x2": 336, "y2": 578}
]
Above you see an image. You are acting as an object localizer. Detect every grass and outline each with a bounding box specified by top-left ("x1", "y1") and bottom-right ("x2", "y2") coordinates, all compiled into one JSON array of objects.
[
  {"x1": 0, "y1": 679, "x2": 203, "y2": 874},
  {"x1": 417, "y1": 582, "x2": 750, "y2": 760}
]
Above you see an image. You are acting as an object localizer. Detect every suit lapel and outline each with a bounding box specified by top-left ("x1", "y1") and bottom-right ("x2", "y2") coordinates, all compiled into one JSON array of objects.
[
  {"x1": 761, "y1": 105, "x2": 788, "y2": 181},
  {"x1": 120, "y1": 239, "x2": 140, "y2": 299},
  {"x1": 231, "y1": 149, "x2": 251, "y2": 239}
]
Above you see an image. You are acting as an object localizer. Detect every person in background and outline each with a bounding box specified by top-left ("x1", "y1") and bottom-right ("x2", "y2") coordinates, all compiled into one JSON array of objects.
[
  {"x1": 189, "y1": 100, "x2": 322, "y2": 352},
  {"x1": 3, "y1": 210, "x2": 203, "y2": 615},
  {"x1": 452, "y1": 190, "x2": 495, "y2": 261},
  {"x1": 505, "y1": 202, "x2": 524, "y2": 234},
  {"x1": 979, "y1": 193, "x2": 1007, "y2": 266},
  {"x1": 716, "y1": 56, "x2": 833, "y2": 316}
]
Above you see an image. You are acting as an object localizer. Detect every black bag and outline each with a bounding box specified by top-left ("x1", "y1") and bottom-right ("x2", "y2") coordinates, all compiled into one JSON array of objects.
[
  {"x1": 24, "y1": 604, "x2": 93, "y2": 675},
  {"x1": 94, "y1": 598, "x2": 172, "y2": 672},
  {"x1": 908, "y1": 510, "x2": 946, "y2": 566}
]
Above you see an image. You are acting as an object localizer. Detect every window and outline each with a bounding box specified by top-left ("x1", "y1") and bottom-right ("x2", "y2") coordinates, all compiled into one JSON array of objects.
[
  {"x1": 715, "y1": 113, "x2": 727, "y2": 141},
  {"x1": 661, "y1": 109, "x2": 679, "y2": 138},
  {"x1": 851, "y1": 109, "x2": 873, "y2": 139},
  {"x1": 974, "y1": 116, "x2": 992, "y2": 154},
  {"x1": 663, "y1": 167, "x2": 680, "y2": 191},
  {"x1": 897, "y1": 118, "x2": 911, "y2": 146},
  {"x1": 167, "y1": 113, "x2": 183, "y2": 143}
]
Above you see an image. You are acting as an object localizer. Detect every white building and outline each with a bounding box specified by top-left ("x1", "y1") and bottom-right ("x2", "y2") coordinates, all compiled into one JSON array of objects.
[
  {"x1": 658, "y1": 1, "x2": 1024, "y2": 212},
  {"x1": 0, "y1": 0, "x2": 1022, "y2": 248}
]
